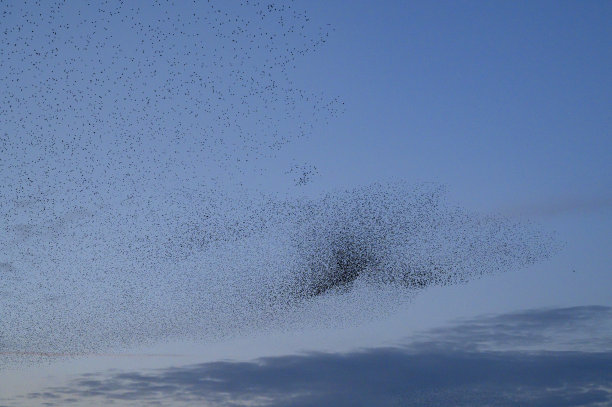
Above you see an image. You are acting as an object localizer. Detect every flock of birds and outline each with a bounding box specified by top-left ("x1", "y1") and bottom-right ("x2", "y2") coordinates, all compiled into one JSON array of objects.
[{"x1": 0, "y1": 0, "x2": 558, "y2": 363}]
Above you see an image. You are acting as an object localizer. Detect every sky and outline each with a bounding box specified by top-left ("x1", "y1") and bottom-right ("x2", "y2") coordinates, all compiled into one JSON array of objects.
[{"x1": 0, "y1": 0, "x2": 611, "y2": 406}]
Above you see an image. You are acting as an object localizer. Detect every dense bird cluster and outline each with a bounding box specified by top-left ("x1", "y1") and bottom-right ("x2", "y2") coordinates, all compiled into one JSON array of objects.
[
  {"x1": 0, "y1": 1, "x2": 558, "y2": 364},
  {"x1": 286, "y1": 162, "x2": 318, "y2": 186}
]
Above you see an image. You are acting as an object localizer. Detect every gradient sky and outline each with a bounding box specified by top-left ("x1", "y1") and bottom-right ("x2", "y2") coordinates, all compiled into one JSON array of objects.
[{"x1": 0, "y1": 1, "x2": 611, "y2": 406}]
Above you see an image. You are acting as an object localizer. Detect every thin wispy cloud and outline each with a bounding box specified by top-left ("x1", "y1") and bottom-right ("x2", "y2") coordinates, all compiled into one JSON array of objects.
[
  {"x1": 411, "y1": 305, "x2": 612, "y2": 352},
  {"x1": 503, "y1": 195, "x2": 612, "y2": 218}
]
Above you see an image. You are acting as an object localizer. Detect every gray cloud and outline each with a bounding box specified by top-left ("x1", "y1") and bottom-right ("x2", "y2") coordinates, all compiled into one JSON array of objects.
[
  {"x1": 14, "y1": 350, "x2": 612, "y2": 407},
  {"x1": 503, "y1": 195, "x2": 612, "y2": 218},
  {"x1": 411, "y1": 305, "x2": 612, "y2": 352},
  {"x1": 8, "y1": 306, "x2": 612, "y2": 407}
]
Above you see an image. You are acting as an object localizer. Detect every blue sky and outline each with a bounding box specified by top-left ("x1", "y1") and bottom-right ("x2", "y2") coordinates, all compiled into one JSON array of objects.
[{"x1": 0, "y1": 0, "x2": 611, "y2": 405}]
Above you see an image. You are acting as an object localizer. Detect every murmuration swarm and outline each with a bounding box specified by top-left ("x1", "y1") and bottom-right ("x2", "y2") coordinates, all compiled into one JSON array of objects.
[{"x1": 0, "y1": 182, "x2": 558, "y2": 363}]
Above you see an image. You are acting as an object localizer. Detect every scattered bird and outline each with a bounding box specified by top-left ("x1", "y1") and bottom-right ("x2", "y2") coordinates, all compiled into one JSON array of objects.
[{"x1": 0, "y1": 0, "x2": 557, "y2": 366}]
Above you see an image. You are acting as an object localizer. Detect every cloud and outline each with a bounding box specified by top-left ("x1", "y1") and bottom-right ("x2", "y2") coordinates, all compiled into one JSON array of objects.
[
  {"x1": 14, "y1": 350, "x2": 612, "y2": 407},
  {"x1": 411, "y1": 305, "x2": 612, "y2": 352},
  {"x1": 503, "y1": 195, "x2": 612, "y2": 218},
  {"x1": 9, "y1": 306, "x2": 612, "y2": 407}
]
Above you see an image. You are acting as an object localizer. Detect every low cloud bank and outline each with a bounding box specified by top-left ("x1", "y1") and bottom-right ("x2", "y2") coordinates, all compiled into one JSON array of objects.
[{"x1": 7, "y1": 306, "x2": 611, "y2": 407}]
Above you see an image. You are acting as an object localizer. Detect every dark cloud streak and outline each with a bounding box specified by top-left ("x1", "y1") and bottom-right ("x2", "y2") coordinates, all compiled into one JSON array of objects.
[{"x1": 12, "y1": 306, "x2": 612, "y2": 407}]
